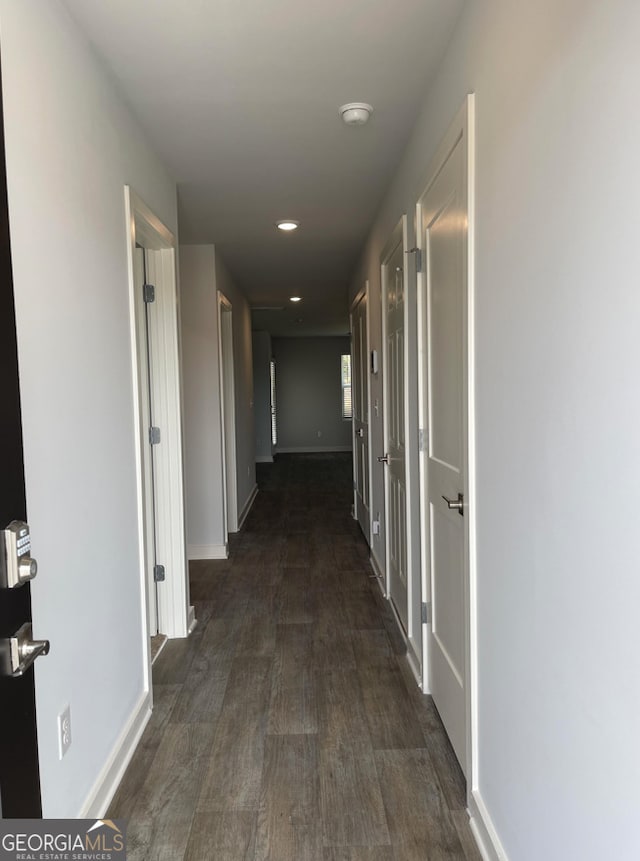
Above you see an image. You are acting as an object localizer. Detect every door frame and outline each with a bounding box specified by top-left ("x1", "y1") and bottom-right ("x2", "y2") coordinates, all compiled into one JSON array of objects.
[
  {"x1": 380, "y1": 215, "x2": 422, "y2": 683},
  {"x1": 380, "y1": 217, "x2": 408, "y2": 602},
  {"x1": 349, "y1": 281, "x2": 372, "y2": 540},
  {"x1": 125, "y1": 187, "x2": 190, "y2": 662},
  {"x1": 380, "y1": 219, "x2": 404, "y2": 601},
  {"x1": 415, "y1": 94, "x2": 477, "y2": 790},
  {"x1": 217, "y1": 291, "x2": 238, "y2": 535}
]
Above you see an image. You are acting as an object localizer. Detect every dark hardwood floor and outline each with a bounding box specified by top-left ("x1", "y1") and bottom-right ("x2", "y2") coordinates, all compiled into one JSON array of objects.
[{"x1": 109, "y1": 453, "x2": 481, "y2": 860}]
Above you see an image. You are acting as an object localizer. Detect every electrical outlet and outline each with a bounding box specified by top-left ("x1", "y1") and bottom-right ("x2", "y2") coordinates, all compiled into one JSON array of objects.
[
  {"x1": 317, "y1": 430, "x2": 322, "y2": 438},
  {"x1": 58, "y1": 705, "x2": 71, "y2": 759}
]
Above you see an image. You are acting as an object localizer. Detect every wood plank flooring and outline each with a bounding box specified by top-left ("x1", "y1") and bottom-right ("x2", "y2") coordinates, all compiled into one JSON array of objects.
[{"x1": 109, "y1": 453, "x2": 481, "y2": 860}]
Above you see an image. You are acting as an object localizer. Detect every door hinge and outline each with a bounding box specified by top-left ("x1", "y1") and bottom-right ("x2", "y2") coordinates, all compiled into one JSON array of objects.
[
  {"x1": 153, "y1": 564, "x2": 165, "y2": 583},
  {"x1": 143, "y1": 283, "x2": 156, "y2": 303},
  {"x1": 149, "y1": 426, "x2": 161, "y2": 445},
  {"x1": 418, "y1": 428, "x2": 426, "y2": 452},
  {"x1": 405, "y1": 247, "x2": 422, "y2": 273},
  {"x1": 421, "y1": 601, "x2": 431, "y2": 624}
]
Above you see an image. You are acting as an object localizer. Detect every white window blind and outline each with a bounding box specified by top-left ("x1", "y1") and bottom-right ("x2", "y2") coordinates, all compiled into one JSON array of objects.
[
  {"x1": 270, "y1": 359, "x2": 277, "y2": 445},
  {"x1": 341, "y1": 353, "x2": 352, "y2": 420}
]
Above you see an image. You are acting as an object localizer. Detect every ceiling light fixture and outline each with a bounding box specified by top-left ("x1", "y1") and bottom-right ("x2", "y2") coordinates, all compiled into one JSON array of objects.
[
  {"x1": 276, "y1": 220, "x2": 299, "y2": 232},
  {"x1": 339, "y1": 102, "x2": 373, "y2": 126},
  {"x1": 290, "y1": 296, "x2": 302, "y2": 303}
]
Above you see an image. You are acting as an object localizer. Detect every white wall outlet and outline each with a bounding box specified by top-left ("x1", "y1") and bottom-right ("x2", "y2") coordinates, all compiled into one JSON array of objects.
[
  {"x1": 317, "y1": 430, "x2": 322, "y2": 437},
  {"x1": 58, "y1": 704, "x2": 72, "y2": 759}
]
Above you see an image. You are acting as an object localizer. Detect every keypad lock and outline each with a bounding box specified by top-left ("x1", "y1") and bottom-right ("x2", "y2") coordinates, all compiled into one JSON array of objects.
[{"x1": 0, "y1": 520, "x2": 38, "y2": 589}]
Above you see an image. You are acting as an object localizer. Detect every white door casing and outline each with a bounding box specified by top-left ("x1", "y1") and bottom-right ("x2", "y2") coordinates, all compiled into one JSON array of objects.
[
  {"x1": 351, "y1": 285, "x2": 371, "y2": 542},
  {"x1": 125, "y1": 186, "x2": 190, "y2": 659},
  {"x1": 381, "y1": 219, "x2": 409, "y2": 634},
  {"x1": 132, "y1": 246, "x2": 158, "y2": 637},
  {"x1": 417, "y1": 96, "x2": 475, "y2": 778}
]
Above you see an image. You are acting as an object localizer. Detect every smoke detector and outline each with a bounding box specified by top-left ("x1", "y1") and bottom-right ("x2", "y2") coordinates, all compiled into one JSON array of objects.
[{"x1": 339, "y1": 102, "x2": 373, "y2": 126}]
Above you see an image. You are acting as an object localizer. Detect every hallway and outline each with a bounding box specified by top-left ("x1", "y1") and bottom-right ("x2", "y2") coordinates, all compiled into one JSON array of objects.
[{"x1": 109, "y1": 454, "x2": 480, "y2": 860}]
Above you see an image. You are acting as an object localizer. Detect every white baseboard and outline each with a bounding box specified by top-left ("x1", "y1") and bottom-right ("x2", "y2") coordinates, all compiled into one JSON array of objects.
[
  {"x1": 187, "y1": 604, "x2": 197, "y2": 634},
  {"x1": 237, "y1": 484, "x2": 258, "y2": 530},
  {"x1": 405, "y1": 643, "x2": 421, "y2": 687},
  {"x1": 468, "y1": 789, "x2": 509, "y2": 861},
  {"x1": 369, "y1": 551, "x2": 387, "y2": 598},
  {"x1": 256, "y1": 455, "x2": 274, "y2": 463},
  {"x1": 275, "y1": 446, "x2": 353, "y2": 453},
  {"x1": 78, "y1": 690, "x2": 151, "y2": 818},
  {"x1": 188, "y1": 543, "x2": 228, "y2": 560},
  {"x1": 388, "y1": 593, "x2": 408, "y2": 642},
  {"x1": 369, "y1": 552, "x2": 421, "y2": 687}
]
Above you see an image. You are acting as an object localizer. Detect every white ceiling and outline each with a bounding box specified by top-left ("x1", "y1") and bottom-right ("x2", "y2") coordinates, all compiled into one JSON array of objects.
[{"x1": 64, "y1": 0, "x2": 464, "y2": 336}]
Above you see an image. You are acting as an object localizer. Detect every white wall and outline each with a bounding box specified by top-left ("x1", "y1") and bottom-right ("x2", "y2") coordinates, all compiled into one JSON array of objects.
[
  {"x1": 253, "y1": 330, "x2": 273, "y2": 462},
  {"x1": 351, "y1": 0, "x2": 640, "y2": 858},
  {"x1": 180, "y1": 246, "x2": 226, "y2": 556},
  {"x1": 180, "y1": 245, "x2": 256, "y2": 550},
  {"x1": 272, "y1": 337, "x2": 353, "y2": 452},
  {"x1": 0, "y1": 1, "x2": 177, "y2": 816}
]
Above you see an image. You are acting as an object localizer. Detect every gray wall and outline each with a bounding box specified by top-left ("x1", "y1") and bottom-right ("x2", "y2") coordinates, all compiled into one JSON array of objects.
[
  {"x1": 272, "y1": 337, "x2": 352, "y2": 452},
  {"x1": 180, "y1": 244, "x2": 257, "y2": 556},
  {"x1": 350, "y1": 0, "x2": 640, "y2": 857},
  {"x1": 215, "y1": 253, "x2": 256, "y2": 520},
  {"x1": 1, "y1": 0, "x2": 178, "y2": 816},
  {"x1": 180, "y1": 245, "x2": 226, "y2": 555},
  {"x1": 253, "y1": 330, "x2": 274, "y2": 462}
]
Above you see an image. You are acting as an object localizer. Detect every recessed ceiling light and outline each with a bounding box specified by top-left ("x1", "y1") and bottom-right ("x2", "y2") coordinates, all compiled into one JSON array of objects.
[
  {"x1": 290, "y1": 296, "x2": 302, "y2": 303},
  {"x1": 276, "y1": 220, "x2": 299, "y2": 232},
  {"x1": 339, "y1": 102, "x2": 373, "y2": 126}
]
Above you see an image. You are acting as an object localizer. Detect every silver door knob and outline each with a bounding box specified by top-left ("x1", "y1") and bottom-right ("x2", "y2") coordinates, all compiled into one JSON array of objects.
[
  {"x1": 377, "y1": 455, "x2": 389, "y2": 464},
  {"x1": 1, "y1": 622, "x2": 50, "y2": 678},
  {"x1": 442, "y1": 493, "x2": 464, "y2": 516}
]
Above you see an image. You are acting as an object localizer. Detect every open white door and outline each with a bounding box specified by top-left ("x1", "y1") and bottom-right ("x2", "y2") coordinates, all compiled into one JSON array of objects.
[
  {"x1": 132, "y1": 246, "x2": 159, "y2": 636},
  {"x1": 417, "y1": 97, "x2": 475, "y2": 775},
  {"x1": 381, "y1": 219, "x2": 409, "y2": 633},
  {"x1": 125, "y1": 187, "x2": 190, "y2": 646},
  {"x1": 351, "y1": 285, "x2": 371, "y2": 542}
]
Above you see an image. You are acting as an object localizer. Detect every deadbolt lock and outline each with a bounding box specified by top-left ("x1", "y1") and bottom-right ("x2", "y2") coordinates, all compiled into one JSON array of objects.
[{"x1": 0, "y1": 521, "x2": 38, "y2": 589}]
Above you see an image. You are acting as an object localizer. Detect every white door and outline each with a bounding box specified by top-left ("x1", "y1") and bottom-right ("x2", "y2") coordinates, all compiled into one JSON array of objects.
[
  {"x1": 382, "y1": 227, "x2": 408, "y2": 632},
  {"x1": 418, "y1": 108, "x2": 472, "y2": 772},
  {"x1": 351, "y1": 289, "x2": 370, "y2": 541},
  {"x1": 126, "y1": 187, "x2": 189, "y2": 642},
  {"x1": 133, "y1": 246, "x2": 159, "y2": 636}
]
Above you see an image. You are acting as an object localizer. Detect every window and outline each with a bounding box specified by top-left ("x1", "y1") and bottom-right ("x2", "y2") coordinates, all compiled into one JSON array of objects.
[
  {"x1": 341, "y1": 353, "x2": 352, "y2": 420},
  {"x1": 270, "y1": 359, "x2": 277, "y2": 446}
]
